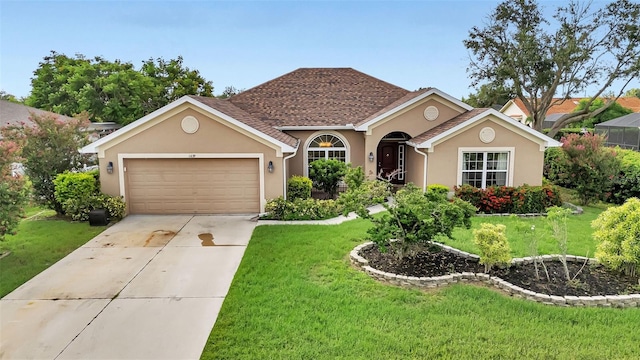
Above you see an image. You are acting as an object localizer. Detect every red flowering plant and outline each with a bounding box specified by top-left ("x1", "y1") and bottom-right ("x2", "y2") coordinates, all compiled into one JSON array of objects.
[{"x1": 558, "y1": 133, "x2": 620, "y2": 205}]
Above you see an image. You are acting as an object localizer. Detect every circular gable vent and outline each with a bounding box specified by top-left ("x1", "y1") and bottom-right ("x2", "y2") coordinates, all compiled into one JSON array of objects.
[
  {"x1": 423, "y1": 106, "x2": 439, "y2": 121},
  {"x1": 181, "y1": 116, "x2": 199, "y2": 134},
  {"x1": 479, "y1": 127, "x2": 496, "y2": 143}
]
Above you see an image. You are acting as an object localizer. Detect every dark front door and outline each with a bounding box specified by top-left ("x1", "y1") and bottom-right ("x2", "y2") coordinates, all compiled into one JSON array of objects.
[{"x1": 378, "y1": 143, "x2": 399, "y2": 183}]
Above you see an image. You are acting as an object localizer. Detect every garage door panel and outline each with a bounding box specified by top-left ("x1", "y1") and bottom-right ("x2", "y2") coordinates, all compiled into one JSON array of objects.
[{"x1": 125, "y1": 158, "x2": 260, "y2": 214}]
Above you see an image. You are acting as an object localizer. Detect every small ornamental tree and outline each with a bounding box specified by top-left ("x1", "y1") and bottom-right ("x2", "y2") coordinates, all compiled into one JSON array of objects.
[
  {"x1": 308, "y1": 159, "x2": 348, "y2": 199},
  {"x1": 557, "y1": 133, "x2": 620, "y2": 205},
  {"x1": 367, "y1": 184, "x2": 475, "y2": 260},
  {"x1": 473, "y1": 223, "x2": 512, "y2": 273},
  {"x1": 0, "y1": 140, "x2": 29, "y2": 240},
  {"x1": 1, "y1": 112, "x2": 91, "y2": 214},
  {"x1": 593, "y1": 198, "x2": 640, "y2": 277}
]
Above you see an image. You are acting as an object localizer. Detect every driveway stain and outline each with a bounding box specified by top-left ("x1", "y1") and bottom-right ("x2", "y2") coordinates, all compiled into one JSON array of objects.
[
  {"x1": 144, "y1": 230, "x2": 176, "y2": 247},
  {"x1": 198, "y1": 233, "x2": 215, "y2": 246}
]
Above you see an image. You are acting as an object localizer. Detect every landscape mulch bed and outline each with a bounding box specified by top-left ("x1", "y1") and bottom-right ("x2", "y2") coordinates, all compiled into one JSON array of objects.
[{"x1": 360, "y1": 244, "x2": 640, "y2": 297}]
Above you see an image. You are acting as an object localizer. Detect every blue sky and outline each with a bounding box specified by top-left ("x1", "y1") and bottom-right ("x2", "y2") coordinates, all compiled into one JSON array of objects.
[{"x1": 1, "y1": 0, "x2": 631, "y2": 101}]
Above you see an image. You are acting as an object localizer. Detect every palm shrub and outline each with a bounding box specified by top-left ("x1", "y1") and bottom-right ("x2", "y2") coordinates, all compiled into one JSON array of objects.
[
  {"x1": 367, "y1": 183, "x2": 475, "y2": 260},
  {"x1": 593, "y1": 198, "x2": 640, "y2": 277},
  {"x1": 473, "y1": 223, "x2": 512, "y2": 273}
]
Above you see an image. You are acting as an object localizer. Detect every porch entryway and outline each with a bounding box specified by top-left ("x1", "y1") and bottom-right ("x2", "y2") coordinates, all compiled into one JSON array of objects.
[{"x1": 376, "y1": 132, "x2": 410, "y2": 185}]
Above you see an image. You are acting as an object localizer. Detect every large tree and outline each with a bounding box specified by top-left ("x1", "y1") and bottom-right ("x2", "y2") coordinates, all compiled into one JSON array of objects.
[
  {"x1": 462, "y1": 83, "x2": 514, "y2": 109},
  {"x1": 569, "y1": 99, "x2": 633, "y2": 128},
  {"x1": 26, "y1": 52, "x2": 214, "y2": 125},
  {"x1": 464, "y1": 0, "x2": 640, "y2": 137}
]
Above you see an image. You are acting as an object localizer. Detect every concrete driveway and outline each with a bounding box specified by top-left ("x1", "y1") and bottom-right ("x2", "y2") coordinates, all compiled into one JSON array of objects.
[{"x1": 0, "y1": 215, "x2": 257, "y2": 360}]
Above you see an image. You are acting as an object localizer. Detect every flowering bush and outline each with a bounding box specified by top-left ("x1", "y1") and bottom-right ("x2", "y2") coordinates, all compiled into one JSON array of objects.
[
  {"x1": 454, "y1": 184, "x2": 562, "y2": 214},
  {"x1": 554, "y1": 133, "x2": 619, "y2": 205}
]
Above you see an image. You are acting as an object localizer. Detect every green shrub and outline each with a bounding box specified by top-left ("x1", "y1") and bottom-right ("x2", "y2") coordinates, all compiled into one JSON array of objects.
[
  {"x1": 473, "y1": 223, "x2": 512, "y2": 273},
  {"x1": 102, "y1": 195, "x2": 126, "y2": 220},
  {"x1": 454, "y1": 184, "x2": 562, "y2": 214},
  {"x1": 608, "y1": 149, "x2": 640, "y2": 204},
  {"x1": 426, "y1": 184, "x2": 449, "y2": 201},
  {"x1": 53, "y1": 171, "x2": 126, "y2": 222},
  {"x1": 263, "y1": 197, "x2": 339, "y2": 221},
  {"x1": 367, "y1": 184, "x2": 474, "y2": 260},
  {"x1": 308, "y1": 159, "x2": 348, "y2": 198},
  {"x1": 53, "y1": 172, "x2": 97, "y2": 213},
  {"x1": 344, "y1": 166, "x2": 365, "y2": 190},
  {"x1": 337, "y1": 180, "x2": 390, "y2": 217},
  {"x1": 61, "y1": 196, "x2": 103, "y2": 221},
  {"x1": 593, "y1": 198, "x2": 640, "y2": 277},
  {"x1": 543, "y1": 147, "x2": 570, "y2": 187},
  {"x1": 287, "y1": 176, "x2": 312, "y2": 200}
]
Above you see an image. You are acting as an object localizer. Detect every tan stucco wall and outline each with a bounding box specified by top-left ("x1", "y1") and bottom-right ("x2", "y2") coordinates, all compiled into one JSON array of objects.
[
  {"x1": 97, "y1": 105, "x2": 285, "y2": 204},
  {"x1": 426, "y1": 118, "x2": 545, "y2": 189},
  {"x1": 283, "y1": 130, "x2": 365, "y2": 177},
  {"x1": 405, "y1": 147, "x2": 425, "y2": 188}
]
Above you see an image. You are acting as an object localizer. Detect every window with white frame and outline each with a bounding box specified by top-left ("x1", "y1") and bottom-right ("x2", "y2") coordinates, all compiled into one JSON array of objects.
[
  {"x1": 461, "y1": 151, "x2": 509, "y2": 188},
  {"x1": 306, "y1": 134, "x2": 347, "y2": 173}
]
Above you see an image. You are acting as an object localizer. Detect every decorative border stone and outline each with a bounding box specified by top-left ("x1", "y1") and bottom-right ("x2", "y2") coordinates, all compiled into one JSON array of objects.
[{"x1": 350, "y1": 242, "x2": 639, "y2": 308}]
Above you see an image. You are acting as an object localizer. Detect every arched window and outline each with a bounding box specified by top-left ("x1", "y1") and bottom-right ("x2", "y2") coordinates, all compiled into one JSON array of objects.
[{"x1": 306, "y1": 133, "x2": 348, "y2": 175}]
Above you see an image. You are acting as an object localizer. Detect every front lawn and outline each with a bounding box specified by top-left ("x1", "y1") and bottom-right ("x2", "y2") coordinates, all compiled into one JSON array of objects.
[
  {"x1": 0, "y1": 212, "x2": 106, "y2": 297},
  {"x1": 202, "y1": 207, "x2": 640, "y2": 359}
]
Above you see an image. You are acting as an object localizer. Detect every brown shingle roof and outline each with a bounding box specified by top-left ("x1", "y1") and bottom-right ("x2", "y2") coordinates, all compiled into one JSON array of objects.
[
  {"x1": 410, "y1": 108, "x2": 489, "y2": 144},
  {"x1": 188, "y1": 96, "x2": 298, "y2": 147},
  {"x1": 355, "y1": 88, "x2": 432, "y2": 127},
  {"x1": 227, "y1": 68, "x2": 410, "y2": 126}
]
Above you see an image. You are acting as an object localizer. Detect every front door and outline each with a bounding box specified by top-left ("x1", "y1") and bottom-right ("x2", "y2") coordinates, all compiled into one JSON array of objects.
[{"x1": 378, "y1": 142, "x2": 401, "y2": 184}]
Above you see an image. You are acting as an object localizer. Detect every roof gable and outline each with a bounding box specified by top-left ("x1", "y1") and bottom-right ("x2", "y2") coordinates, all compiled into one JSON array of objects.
[
  {"x1": 80, "y1": 96, "x2": 298, "y2": 155},
  {"x1": 408, "y1": 108, "x2": 561, "y2": 151},
  {"x1": 227, "y1": 68, "x2": 410, "y2": 127},
  {"x1": 354, "y1": 88, "x2": 473, "y2": 131}
]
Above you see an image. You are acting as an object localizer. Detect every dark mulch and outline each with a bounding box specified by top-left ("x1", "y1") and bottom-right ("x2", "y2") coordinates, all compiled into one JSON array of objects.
[{"x1": 360, "y1": 244, "x2": 640, "y2": 297}]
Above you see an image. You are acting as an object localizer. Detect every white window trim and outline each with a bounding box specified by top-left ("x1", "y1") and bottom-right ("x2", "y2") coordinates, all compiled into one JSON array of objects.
[
  {"x1": 303, "y1": 131, "x2": 350, "y2": 177},
  {"x1": 457, "y1": 147, "x2": 515, "y2": 188}
]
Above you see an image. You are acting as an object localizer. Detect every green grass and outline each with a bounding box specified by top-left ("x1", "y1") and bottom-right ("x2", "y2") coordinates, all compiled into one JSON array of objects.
[
  {"x1": 0, "y1": 214, "x2": 106, "y2": 297},
  {"x1": 438, "y1": 206, "x2": 605, "y2": 258},
  {"x1": 202, "y1": 211, "x2": 640, "y2": 359}
]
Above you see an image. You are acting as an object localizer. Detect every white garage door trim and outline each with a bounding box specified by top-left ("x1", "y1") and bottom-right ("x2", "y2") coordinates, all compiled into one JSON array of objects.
[{"x1": 117, "y1": 153, "x2": 266, "y2": 212}]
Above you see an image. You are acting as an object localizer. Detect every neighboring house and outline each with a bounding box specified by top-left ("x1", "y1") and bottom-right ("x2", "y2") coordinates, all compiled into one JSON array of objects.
[
  {"x1": 595, "y1": 113, "x2": 640, "y2": 150},
  {"x1": 500, "y1": 97, "x2": 640, "y2": 128},
  {"x1": 80, "y1": 68, "x2": 560, "y2": 215},
  {"x1": 0, "y1": 100, "x2": 121, "y2": 140}
]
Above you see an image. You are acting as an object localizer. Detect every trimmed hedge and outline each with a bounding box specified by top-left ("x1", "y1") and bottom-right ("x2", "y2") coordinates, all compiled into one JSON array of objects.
[
  {"x1": 287, "y1": 175, "x2": 312, "y2": 200},
  {"x1": 454, "y1": 184, "x2": 562, "y2": 214},
  {"x1": 263, "y1": 197, "x2": 339, "y2": 221}
]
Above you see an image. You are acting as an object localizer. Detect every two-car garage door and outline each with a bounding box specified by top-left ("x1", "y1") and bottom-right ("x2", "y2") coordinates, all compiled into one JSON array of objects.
[{"x1": 125, "y1": 158, "x2": 260, "y2": 214}]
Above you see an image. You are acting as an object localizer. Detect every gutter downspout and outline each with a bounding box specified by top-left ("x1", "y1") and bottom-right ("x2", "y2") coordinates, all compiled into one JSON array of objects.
[
  {"x1": 282, "y1": 141, "x2": 300, "y2": 200},
  {"x1": 413, "y1": 146, "x2": 428, "y2": 191}
]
